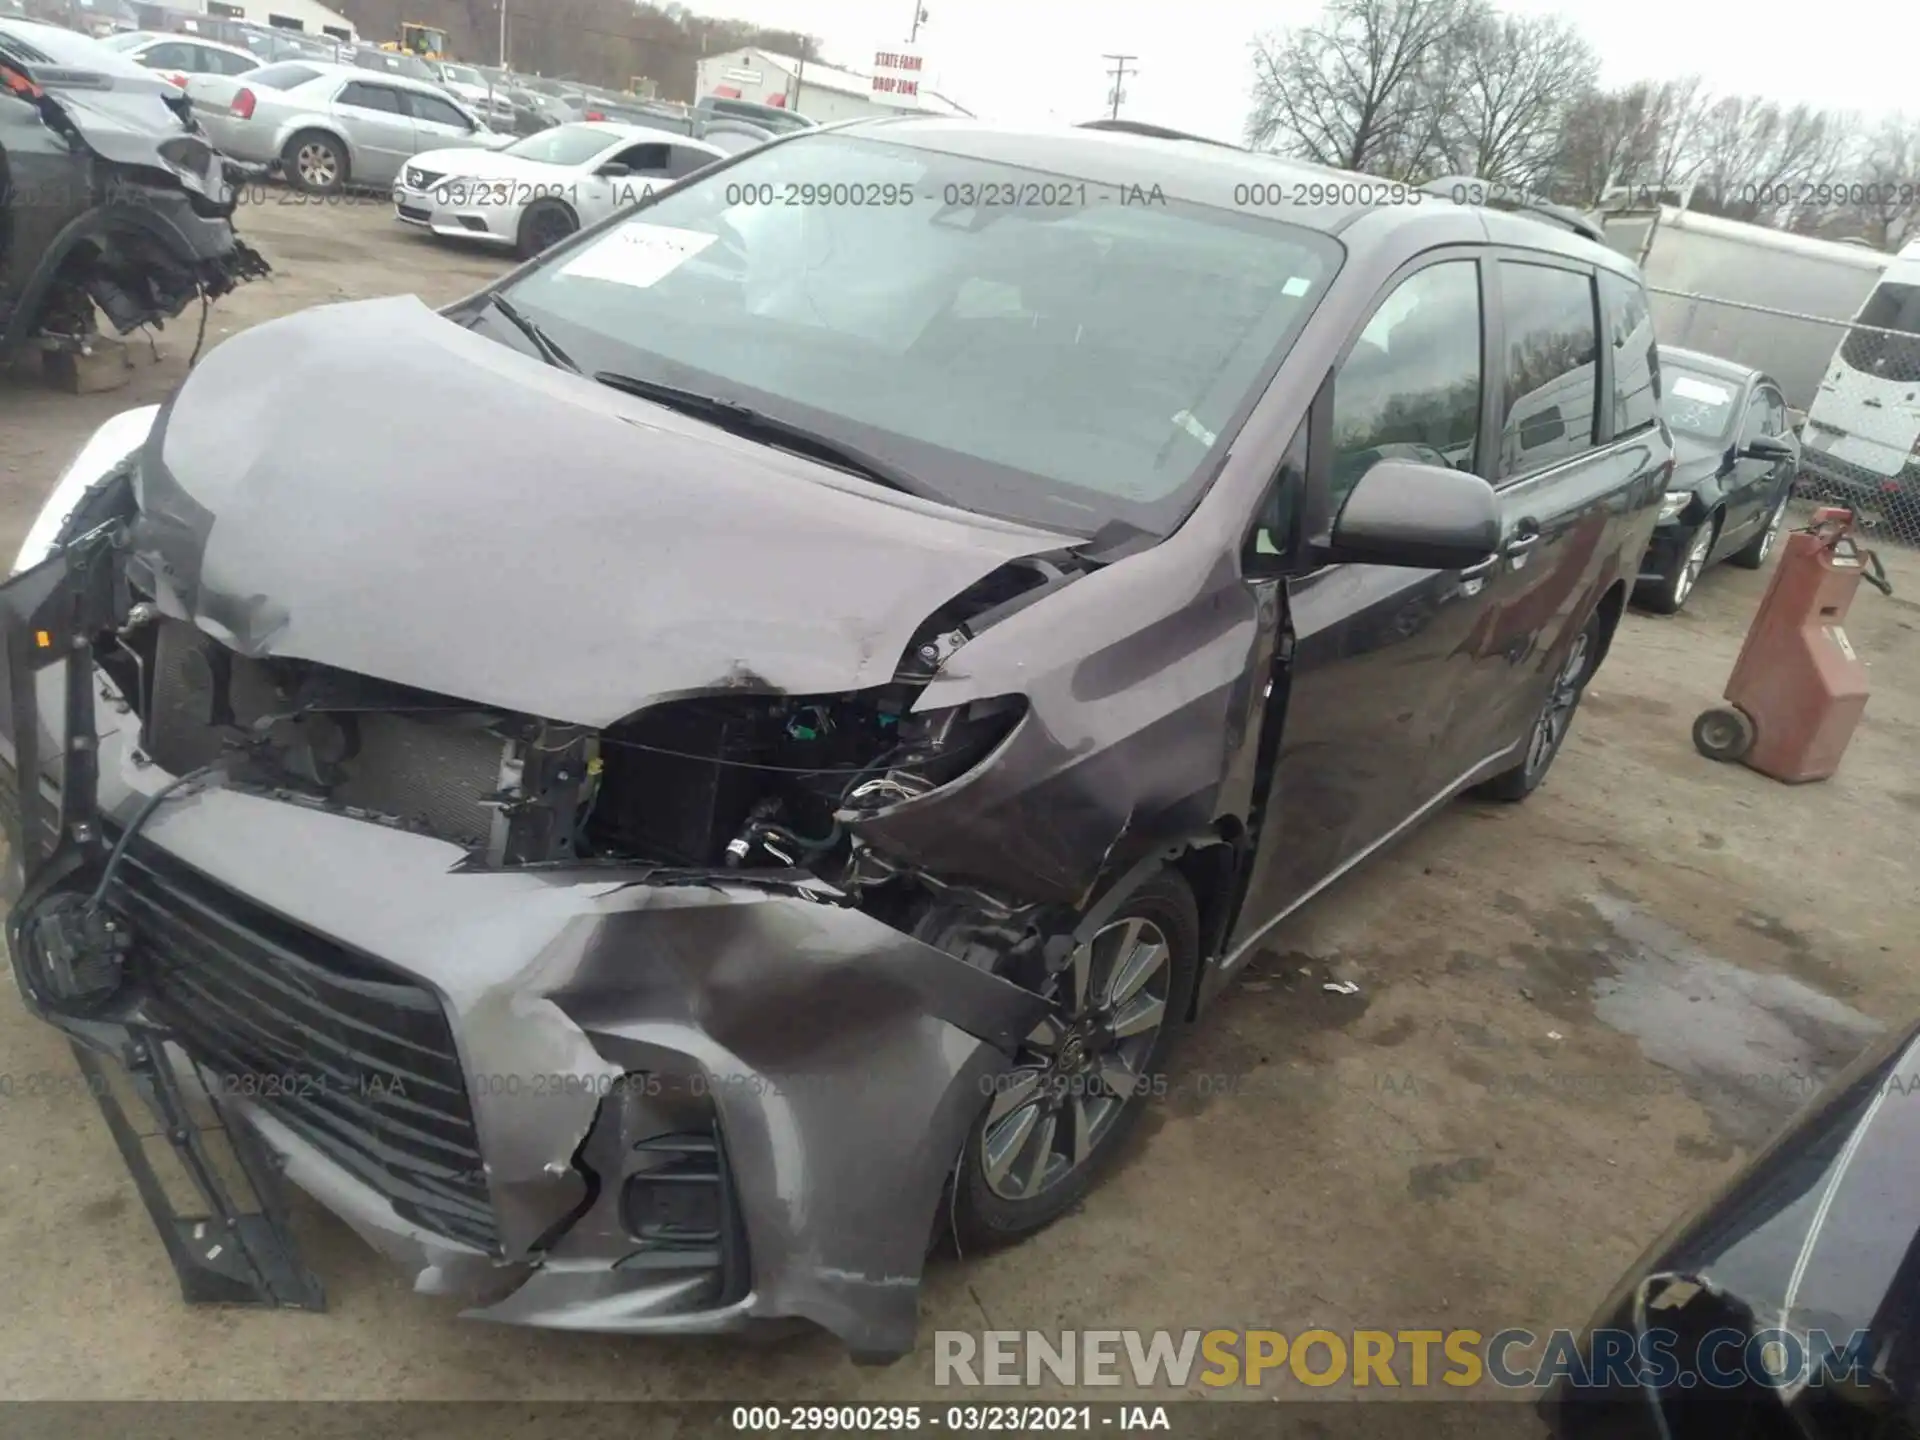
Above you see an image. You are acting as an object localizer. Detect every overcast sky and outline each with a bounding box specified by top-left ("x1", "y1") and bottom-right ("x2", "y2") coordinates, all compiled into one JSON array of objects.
[{"x1": 691, "y1": 0, "x2": 1911, "y2": 141}]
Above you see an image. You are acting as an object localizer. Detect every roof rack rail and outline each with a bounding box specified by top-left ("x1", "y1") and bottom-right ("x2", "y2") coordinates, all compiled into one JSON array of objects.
[
  {"x1": 1076, "y1": 119, "x2": 1242, "y2": 150},
  {"x1": 1419, "y1": 176, "x2": 1606, "y2": 245}
]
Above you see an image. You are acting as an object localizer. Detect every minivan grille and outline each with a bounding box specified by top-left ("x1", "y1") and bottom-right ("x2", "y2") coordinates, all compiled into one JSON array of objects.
[{"x1": 115, "y1": 836, "x2": 498, "y2": 1253}]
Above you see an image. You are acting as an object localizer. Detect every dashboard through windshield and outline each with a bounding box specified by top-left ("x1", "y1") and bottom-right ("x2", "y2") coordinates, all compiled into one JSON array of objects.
[
  {"x1": 1661, "y1": 368, "x2": 1740, "y2": 442},
  {"x1": 497, "y1": 133, "x2": 1342, "y2": 537}
]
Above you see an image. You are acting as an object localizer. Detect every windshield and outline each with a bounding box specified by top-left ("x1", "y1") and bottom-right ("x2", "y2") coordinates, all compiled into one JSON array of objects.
[
  {"x1": 441, "y1": 64, "x2": 481, "y2": 85},
  {"x1": 500, "y1": 134, "x2": 1341, "y2": 537},
  {"x1": 504, "y1": 125, "x2": 614, "y2": 166},
  {"x1": 98, "y1": 31, "x2": 150, "y2": 52},
  {"x1": 1840, "y1": 281, "x2": 1920, "y2": 374},
  {"x1": 1661, "y1": 367, "x2": 1740, "y2": 442}
]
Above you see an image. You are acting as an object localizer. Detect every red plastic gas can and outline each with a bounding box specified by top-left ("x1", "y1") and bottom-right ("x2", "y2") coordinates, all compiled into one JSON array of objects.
[{"x1": 1692, "y1": 508, "x2": 1886, "y2": 783}]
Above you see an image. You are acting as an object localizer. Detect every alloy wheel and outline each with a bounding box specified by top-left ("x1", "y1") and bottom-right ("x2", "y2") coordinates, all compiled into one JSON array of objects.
[
  {"x1": 1673, "y1": 524, "x2": 1714, "y2": 606},
  {"x1": 297, "y1": 143, "x2": 339, "y2": 190},
  {"x1": 980, "y1": 916, "x2": 1171, "y2": 1201},
  {"x1": 1525, "y1": 630, "x2": 1592, "y2": 776}
]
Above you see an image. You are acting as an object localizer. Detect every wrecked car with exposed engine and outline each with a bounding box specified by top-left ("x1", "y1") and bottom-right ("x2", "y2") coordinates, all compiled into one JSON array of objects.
[
  {"x1": 0, "y1": 17, "x2": 267, "y2": 362},
  {"x1": 0, "y1": 116, "x2": 1671, "y2": 1359}
]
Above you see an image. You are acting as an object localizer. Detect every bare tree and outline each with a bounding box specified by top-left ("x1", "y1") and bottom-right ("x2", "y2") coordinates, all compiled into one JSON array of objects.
[
  {"x1": 1245, "y1": 0, "x2": 1481, "y2": 178},
  {"x1": 1833, "y1": 114, "x2": 1920, "y2": 247},
  {"x1": 1439, "y1": 12, "x2": 1599, "y2": 190},
  {"x1": 1691, "y1": 97, "x2": 1847, "y2": 221},
  {"x1": 1638, "y1": 77, "x2": 1712, "y2": 198}
]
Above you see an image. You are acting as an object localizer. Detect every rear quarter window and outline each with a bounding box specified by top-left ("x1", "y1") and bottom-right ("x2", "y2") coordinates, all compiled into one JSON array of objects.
[
  {"x1": 246, "y1": 62, "x2": 320, "y2": 88},
  {"x1": 1496, "y1": 260, "x2": 1600, "y2": 480}
]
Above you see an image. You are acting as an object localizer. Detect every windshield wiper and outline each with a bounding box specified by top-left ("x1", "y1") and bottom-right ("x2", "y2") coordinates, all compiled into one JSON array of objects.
[
  {"x1": 593, "y1": 371, "x2": 945, "y2": 502},
  {"x1": 482, "y1": 292, "x2": 578, "y2": 372}
]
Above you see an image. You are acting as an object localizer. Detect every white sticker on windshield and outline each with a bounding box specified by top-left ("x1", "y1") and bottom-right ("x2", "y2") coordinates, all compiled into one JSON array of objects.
[
  {"x1": 560, "y1": 223, "x2": 716, "y2": 288},
  {"x1": 1671, "y1": 375, "x2": 1732, "y2": 405},
  {"x1": 1282, "y1": 276, "x2": 1312, "y2": 297}
]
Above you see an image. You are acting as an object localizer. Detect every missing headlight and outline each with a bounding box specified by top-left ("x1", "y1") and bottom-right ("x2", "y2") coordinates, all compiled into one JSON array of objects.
[{"x1": 576, "y1": 691, "x2": 1026, "y2": 872}]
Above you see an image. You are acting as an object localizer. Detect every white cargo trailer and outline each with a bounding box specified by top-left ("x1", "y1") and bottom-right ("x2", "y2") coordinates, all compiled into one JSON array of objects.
[{"x1": 1599, "y1": 206, "x2": 1893, "y2": 412}]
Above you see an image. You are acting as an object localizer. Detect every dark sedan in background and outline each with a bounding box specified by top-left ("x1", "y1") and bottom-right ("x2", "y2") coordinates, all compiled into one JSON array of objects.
[{"x1": 1636, "y1": 346, "x2": 1800, "y2": 613}]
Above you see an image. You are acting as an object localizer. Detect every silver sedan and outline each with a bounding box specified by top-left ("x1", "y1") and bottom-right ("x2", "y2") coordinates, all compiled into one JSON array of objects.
[
  {"x1": 188, "y1": 60, "x2": 508, "y2": 192},
  {"x1": 392, "y1": 122, "x2": 725, "y2": 258}
]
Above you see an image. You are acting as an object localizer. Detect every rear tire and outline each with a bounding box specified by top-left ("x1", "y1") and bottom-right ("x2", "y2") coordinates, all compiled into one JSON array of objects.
[
  {"x1": 1729, "y1": 490, "x2": 1790, "y2": 569},
  {"x1": 283, "y1": 131, "x2": 347, "y2": 194},
  {"x1": 1474, "y1": 609, "x2": 1602, "y2": 803},
  {"x1": 516, "y1": 200, "x2": 579, "y2": 260},
  {"x1": 948, "y1": 871, "x2": 1199, "y2": 1251}
]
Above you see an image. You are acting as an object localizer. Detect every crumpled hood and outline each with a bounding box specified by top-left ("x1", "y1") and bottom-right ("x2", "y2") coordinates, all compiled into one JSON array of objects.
[{"x1": 137, "y1": 294, "x2": 1076, "y2": 727}]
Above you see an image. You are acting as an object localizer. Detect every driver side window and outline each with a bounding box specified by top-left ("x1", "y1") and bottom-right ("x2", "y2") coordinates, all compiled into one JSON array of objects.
[
  {"x1": 611, "y1": 142, "x2": 672, "y2": 175},
  {"x1": 1329, "y1": 260, "x2": 1484, "y2": 517}
]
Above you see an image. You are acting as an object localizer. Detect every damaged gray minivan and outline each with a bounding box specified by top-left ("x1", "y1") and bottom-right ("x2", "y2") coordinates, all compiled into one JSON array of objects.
[
  {"x1": 0, "y1": 18, "x2": 267, "y2": 359},
  {"x1": 0, "y1": 116, "x2": 1671, "y2": 1359}
]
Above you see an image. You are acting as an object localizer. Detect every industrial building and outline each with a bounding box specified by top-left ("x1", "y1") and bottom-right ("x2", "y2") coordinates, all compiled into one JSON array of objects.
[
  {"x1": 131, "y1": 0, "x2": 355, "y2": 41},
  {"x1": 694, "y1": 46, "x2": 971, "y2": 123}
]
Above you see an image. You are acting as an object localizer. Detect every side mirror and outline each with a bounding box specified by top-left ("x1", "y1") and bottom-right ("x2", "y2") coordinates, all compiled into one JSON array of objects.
[
  {"x1": 1318, "y1": 459, "x2": 1501, "y2": 571},
  {"x1": 1741, "y1": 434, "x2": 1795, "y2": 463},
  {"x1": 597, "y1": 162, "x2": 633, "y2": 177}
]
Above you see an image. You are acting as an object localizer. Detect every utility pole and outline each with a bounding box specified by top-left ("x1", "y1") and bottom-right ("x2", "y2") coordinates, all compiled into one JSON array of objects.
[
  {"x1": 1103, "y1": 53, "x2": 1135, "y2": 121},
  {"x1": 909, "y1": 4, "x2": 927, "y2": 43},
  {"x1": 498, "y1": 2, "x2": 509, "y2": 68}
]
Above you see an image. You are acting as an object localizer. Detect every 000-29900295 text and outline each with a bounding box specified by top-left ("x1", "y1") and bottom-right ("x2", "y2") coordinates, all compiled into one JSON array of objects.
[{"x1": 729, "y1": 1405, "x2": 1111, "y2": 1431}]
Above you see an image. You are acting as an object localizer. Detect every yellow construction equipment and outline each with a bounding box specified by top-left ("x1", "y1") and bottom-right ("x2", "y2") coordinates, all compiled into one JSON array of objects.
[{"x1": 387, "y1": 23, "x2": 449, "y2": 61}]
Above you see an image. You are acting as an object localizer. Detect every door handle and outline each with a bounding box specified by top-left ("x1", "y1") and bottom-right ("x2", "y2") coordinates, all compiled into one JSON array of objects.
[
  {"x1": 1459, "y1": 554, "x2": 1499, "y2": 580},
  {"x1": 1504, "y1": 533, "x2": 1541, "y2": 555}
]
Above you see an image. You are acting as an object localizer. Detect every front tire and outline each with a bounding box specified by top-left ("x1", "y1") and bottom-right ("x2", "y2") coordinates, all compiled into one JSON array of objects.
[
  {"x1": 1474, "y1": 609, "x2": 1601, "y2": 803},
  {"x1": 950, "y1": 870, "x2": 1199, "y2": 1250},
  {"x1": 1641, "y1": 510, "x2": 1720, "y2": 614},
  {"x1": 516, "y1": 199, "x2": 579, "y2": 260}
]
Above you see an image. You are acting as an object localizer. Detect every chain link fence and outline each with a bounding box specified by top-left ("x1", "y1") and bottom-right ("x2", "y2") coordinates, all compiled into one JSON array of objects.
[{"x1": 1640, "y1": 284, "x2": 1920, "y2": 550}]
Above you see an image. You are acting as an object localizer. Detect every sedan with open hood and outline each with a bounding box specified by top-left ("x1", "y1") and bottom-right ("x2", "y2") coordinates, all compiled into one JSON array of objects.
[{"x1": 0, "y1": 117, "x2": 1669, "y2": 1360}]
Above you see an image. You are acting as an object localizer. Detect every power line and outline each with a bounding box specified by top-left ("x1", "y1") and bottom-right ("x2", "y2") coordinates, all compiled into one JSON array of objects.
[{"x1": 1102, "y1": 52, "x2": 1135, "y2": 121}]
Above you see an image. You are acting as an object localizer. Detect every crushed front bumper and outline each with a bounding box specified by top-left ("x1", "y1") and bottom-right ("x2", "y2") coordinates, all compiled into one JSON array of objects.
[{"x1": 0, "y1": 538, "x2": 1044, "y2": 1361}]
